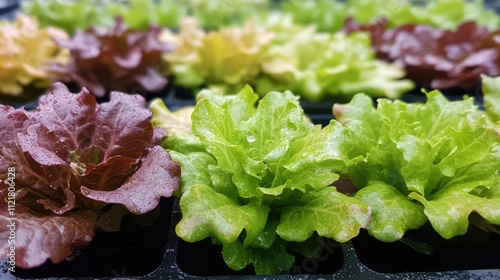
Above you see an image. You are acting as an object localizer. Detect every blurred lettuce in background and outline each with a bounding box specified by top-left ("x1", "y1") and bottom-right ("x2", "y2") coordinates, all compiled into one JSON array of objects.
[
  {"x1": 51, "y1": 17, "x2": 175, "y2": 98},
  {"x1": 163, "y1": 17, "x2": 413, "y2": 101},
  {"x1": 184, "y1": 0, "x2": 271, "y2": 30},
  {"x1": 22, "y1": 0, "x2": 112, "y2": 34},
  {"x1": 103, "y1": 0, "x2": 182, "y2": 30},
  {"x1": 22, "y1": 0, "x2": 271, "y2": 34},
  {"x1": 281, "y1": 0, "x2": 500, "y2": 33},
  {"x1": 0, "y1": 15, "x2": 69, "y2": 101},
  {"x1": 256, "y1": 29, "x2": 414, "y2": 101},
  {"x1": 162, "y1": 18, "x2": 274, "y2": 93}
]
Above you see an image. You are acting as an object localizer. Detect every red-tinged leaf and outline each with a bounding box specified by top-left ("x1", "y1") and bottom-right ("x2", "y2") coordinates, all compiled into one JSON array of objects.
[
  {"x1": 142, "y1": 25, "x2": 176, "y2": 53},
  {"x1": 343, "y1": 17, "x2": 388, "y2": 47},
  {"x1": 149, "y1": 127, "x2": 168, "y2": 150},
  {"x1": 69, "y1": 70, "x2": 107, "y2": 98},
  {"x1": 78, "y1": 145, "x2": 104, "y2": 165},
  {"x1": 34, "y1": 83, "x2": 97, "y2": 153},
  {"x1": 113, "y1": 47, "x2": 143, "y2": 69},
  {"x1": 93, "y1": 91, "x2": 153, "y2": 161},
  {"x1": 52, "y1": 30, "x2": 101, "y2": 60},
  {"x1": 0, "y1": 112, "x2": 64, "y2": 195},
  {"x1": 36, "y1": 183, "x2": 76, "y2": 215},
  {"x1": 81, "y1": 155, "x2": 138, "y2": 192},
  {"x1": 52, "y1": 18, "x2": 174, "y2": 97},
  {"x1": 0, "y1": 206, "x2": 96, "y2": 269},
  {"x1": 16, "y1": 124, "x2": 77, "y2": 207},
  {"x1": 0, "y1": 84, "x2": 179, "y2": 268},
  {"x1": 0, "y1": 106, "x2": 33, "y2": 182},
  {"x1": 345, "y1": 20, "x2": 500, "y2": 90},
  {"x1": 81, "y1": 146, "x2": 180, "y2": 214},
  {"x1": 17, "y1": 124, "x2": 68, "y2": 166},
  {"x1": 134, "y1": 67, "x2": 169, "y2": 92}
]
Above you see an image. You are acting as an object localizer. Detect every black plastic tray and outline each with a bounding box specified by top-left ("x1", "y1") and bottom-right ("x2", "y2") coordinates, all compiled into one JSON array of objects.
[{"x1": 2, "y1": 197, "x2": 500, "y2": 280}]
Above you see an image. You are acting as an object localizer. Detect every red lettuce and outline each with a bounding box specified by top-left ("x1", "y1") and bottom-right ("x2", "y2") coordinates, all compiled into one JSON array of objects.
[
  {"x1": 344, "y1": 19, "x2": 500, "y2": 90},
  {"x1": 0, "y1": 83, "x2": 180, "y2": 268},
  {"x1": 52, "y1": 17, "x2": 175, "y2": 98}
]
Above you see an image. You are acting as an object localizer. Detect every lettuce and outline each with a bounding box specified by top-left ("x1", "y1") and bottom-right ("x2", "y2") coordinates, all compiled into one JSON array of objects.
[
  {"x1": 333, "y1": 91, "x2": 500, "y2": 241},
  {"x1": 163, "y1": 17, "x2": 412, "y2": 101},
  {"x1": 414, "y1": 0, "x2": 500, "y2": 30},
  {"x1": 51, "y1": 18, "x2": 175, "y2": 98},
  {"x1": 256, "y1": 30, "x2": 414, "y2": 101},
  {"x1": 0, "y1": 83, "x2": 180, "y2": 268},
  {"x1": 345, "y1": 20, "x2": 500, "y2": 91},
  {"x1": 23, "y1": 0, "x2": 181, "y2": 34},
  {"x1": 103, "y1": 0, "x2": 182, "y2": 30},
  {"x1": 280, "y1": 0, "x2": 347, "y2": 33},
  {"x1": 0, "y1": 15, "x2": 69, "y2": 101},
  {"x1": 482, "y1": 74, "x2": 500, "y2": 123},
  {"x1": 281, "y1": 0, "x2": 499, "y2": 33},
  {"x1": 151, "y1": 86, "x2": 370, "y2": 274},
  {"x1": 183, "y1": 0, "x2": 271, "y2": 30},
  {"x1": 23, "y1": 0, "x2": 270, "y2": 34},
  {"x1": 22, "y1": 0, "x2": 112, "y2": 35},
  {"x1": 162, "y1": 19, "x2": 274, "y2": 94},
  {"x1": 345, "y1": 0, "x2": 500, "y2": 30}
]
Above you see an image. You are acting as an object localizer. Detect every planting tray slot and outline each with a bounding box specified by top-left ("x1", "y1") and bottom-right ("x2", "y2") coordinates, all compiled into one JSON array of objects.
[
  {"x1": 9, "y1": 198, "x2": 174, "y2": 278},
  {"x1": 352, "y1": 224, "x2": 500, "y2": 273},
  {"x1": 2, "y1": 198, "x2": 500, "y2": 279}
]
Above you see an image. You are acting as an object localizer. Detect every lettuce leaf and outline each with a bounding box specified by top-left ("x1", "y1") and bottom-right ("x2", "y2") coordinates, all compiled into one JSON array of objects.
[
  {"x1": 22, "y1": 0, "x2": 113, "y2": 35},
  {"x1": 222, "y1": 237, "x2": 294, "y2": 275},
  {"x1": 152, "y1": 86, "x2": 370, "y2": 274},
  {"x1": 162, "y1": 19, "x2": 274, "y2": 93},
  {"x1": 52, "y1": 18, "x2": 175, "y2": 98},
  {"x1": 344, "y1": 20, "x2": 500, "y2": 91},
  {"x1": 256, "y1": 30, "x2": 414, "y2": 101},
  {"x1": 334, "y1": 91, "x2": 500, "y2": 241},
  {"x1": 0, "y1": 15, "x2": 69, "y2": 100},
  {"x1": 281, "y1": 0, "x2": 499, "y2": 33},
  {"x1": 184, "y1": 0, "x2": 271, "y2": 31},
  {"x1": 280, "y1": 0, "x2": 347, "y2": 33},
  {"x1": 103, "y1": 0, "x2": 182, "y2": 30},
  {"x1": 482, "y1": 74, "x2": 500, "y2": 123},
  {"x1": 0, "y1": 83, "x2": 180, "y2": 268},
  {"x1": 23, "y1": 0, "x2": 270, "y2": 34}
]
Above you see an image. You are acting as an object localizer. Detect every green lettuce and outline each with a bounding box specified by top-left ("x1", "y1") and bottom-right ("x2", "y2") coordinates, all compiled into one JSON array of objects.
[
  {"x1": 333, "y1": 91, "x2": 500, "y2": 241},
  {"x1": 22, "y1": 0, "x2": 177, "y2": 34},
  {"x1": 280, "y1": 0, "x2": 347, "y2": 33},
  {"x1": 256, "y1": 30, "x2": 414, "y2": 101},
  {"x1": 281, "y1": 0, "x2": 500, "y2": 33},
  {"x1": 151, "y1": 86, "x2": 370, "y2": 274},
  {"x1": 162, "y1": 19, "x2": 274, "y2": 94},
  {"x1": 185, "y1": 0, "x2": 271, "y2": 30},
  {"x1": 482, "y1": 74, "x2": 500, "y2": 123},
  {"x1": 413, "y1": 0, "x2": 500, "y2": 30},
  {"x1": 23, "y1": 0, "x2": 269, "y2": 34},
  {"x1": 22, "y1": 0, "x2": 112, "y2": 35},
  {"x1": 103, "y1": 0, "x2": 182, "y2": 30}
]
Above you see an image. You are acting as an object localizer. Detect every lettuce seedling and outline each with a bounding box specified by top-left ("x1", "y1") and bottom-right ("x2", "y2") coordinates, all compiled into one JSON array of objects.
[
  {"x1": 151, "y1": 86, "x2": 370, "y2": 274},
  {"x1": 0, "y1": 83, "x2": 180, "y2": 268},
  {"x1": 334, "y1": 91, "x2": 500, "y2": 241}
]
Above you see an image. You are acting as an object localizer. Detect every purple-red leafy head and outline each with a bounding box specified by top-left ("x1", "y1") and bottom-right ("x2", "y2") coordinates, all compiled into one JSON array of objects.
[
  {"x1": 53, "y1": 17, "x2": 176, "y2": 98},
  {"x1": 0, "y1": 83, "x2": 180, "y2": 268}
]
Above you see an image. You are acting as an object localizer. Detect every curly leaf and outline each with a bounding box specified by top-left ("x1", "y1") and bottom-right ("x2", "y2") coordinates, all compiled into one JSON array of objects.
[
  {"x1": 176, "y1": 184, "x2": 270, "y2": 245},
  {"x1": 277, "y1": 187, "x2": 370, "y2": 242},
  {"x1": 222, "y1": 237, "x2": 294, "y2": 275},
  {"x1": 356, "y1": 182, "x2": 427, "y2": 242}
]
